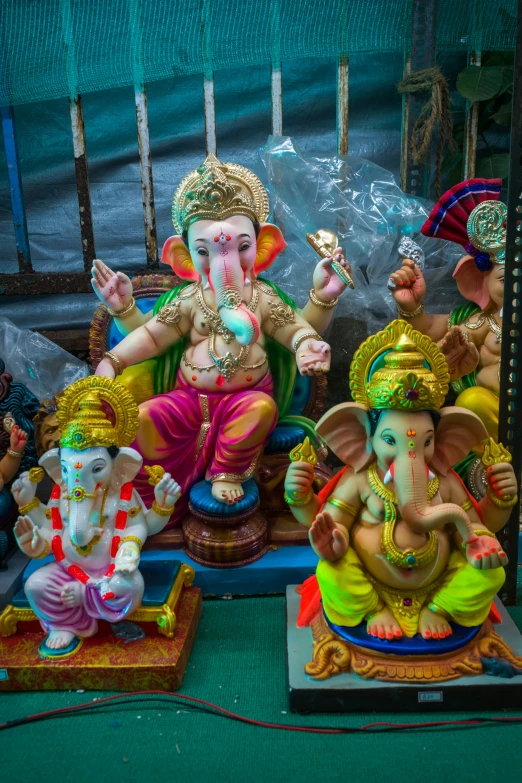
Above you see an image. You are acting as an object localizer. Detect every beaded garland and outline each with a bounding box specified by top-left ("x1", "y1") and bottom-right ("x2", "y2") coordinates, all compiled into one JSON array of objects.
[{"x1": 49, "y1": 481, "x2": 134, "y2": 601}]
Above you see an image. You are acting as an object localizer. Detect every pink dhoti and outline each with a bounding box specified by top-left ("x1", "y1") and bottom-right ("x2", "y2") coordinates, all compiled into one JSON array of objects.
[
  {"x1": 133, "y1": 371, "x2": 278, "y2": 527},
  {"x1": 25, "y1": 562, "x2": 144, "y2": 638}
]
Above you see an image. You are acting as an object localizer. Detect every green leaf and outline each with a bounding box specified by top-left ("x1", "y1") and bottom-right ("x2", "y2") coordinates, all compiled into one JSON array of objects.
[
  {"x1": 497, "y1": 66, "x2": 514, "y2": 96},
  {"x1": 492, "y1": 101, "x2": 512, "y2": 126},
  {"x1": 456, "y1": 66, "x2": 504, "y2": 102},
  {"x1": 476, "y1": 153, "x2": 510, "y2": 180}
]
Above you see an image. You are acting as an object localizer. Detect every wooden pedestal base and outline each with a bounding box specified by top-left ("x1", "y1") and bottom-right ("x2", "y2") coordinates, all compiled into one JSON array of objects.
[
  {"x1": 183, "y1": 504, "x2": 268, "y2": 568},
  {"x1": 0, "y1": 587, "x2": 201, "y2": 691}
]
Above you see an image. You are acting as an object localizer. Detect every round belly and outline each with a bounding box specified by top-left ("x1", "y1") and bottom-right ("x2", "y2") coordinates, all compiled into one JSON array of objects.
[
  {"x1": 181, "y1": 338, "x2": 268, "y2": 391},
  {"x1": 476, "y1": 362, "x2": 499, "y2": 394},
  {"x1": 351, "y1": 520, "x2": 452, "y2": 591}
]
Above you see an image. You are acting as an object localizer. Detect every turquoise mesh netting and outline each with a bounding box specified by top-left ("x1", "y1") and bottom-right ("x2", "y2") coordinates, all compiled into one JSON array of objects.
[{"x1": 0, "y1": 0, "x2": 517, "y2": 107}]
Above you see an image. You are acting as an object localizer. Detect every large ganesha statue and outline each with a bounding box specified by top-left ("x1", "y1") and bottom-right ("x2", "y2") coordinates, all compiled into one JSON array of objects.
[{"x1": 92, "y1": 154, "x2": 350, "y2": 523}]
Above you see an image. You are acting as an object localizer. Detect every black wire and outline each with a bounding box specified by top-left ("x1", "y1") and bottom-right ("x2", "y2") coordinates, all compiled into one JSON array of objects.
[{"x1": 2, "y1": 692, "x2": 522, "y2": 735}]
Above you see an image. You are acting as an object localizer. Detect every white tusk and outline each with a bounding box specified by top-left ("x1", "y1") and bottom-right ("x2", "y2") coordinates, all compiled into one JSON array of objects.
[
  {"x1": 383, "y1": 469, "x2": 392, "y2": 485},
  {"x1": 244, "y1": 277, "x2": 251, "y2": 286},
  {"x1": 203, "y1": 280, "x2": 211, "y2": 290},
  {"x1": 428, "y1": 469, "x2": 435, "y2": 480}
]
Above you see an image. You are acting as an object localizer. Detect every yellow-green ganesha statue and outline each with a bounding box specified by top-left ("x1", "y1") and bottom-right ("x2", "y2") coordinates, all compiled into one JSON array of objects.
[{"x1": 284, "y1": 320, "x2": 521, "y2": 682}]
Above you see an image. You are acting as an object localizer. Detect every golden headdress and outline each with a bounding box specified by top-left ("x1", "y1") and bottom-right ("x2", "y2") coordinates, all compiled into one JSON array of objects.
[
  {"x1": 57, "y1": 376, "x2": 140, "y2": 451},
  {"x1": 349, "y1": 320, "x2": 449, "y2": 412},
  {"x1": 171, "y1": 153, "x2": 269, "y2": 234}
]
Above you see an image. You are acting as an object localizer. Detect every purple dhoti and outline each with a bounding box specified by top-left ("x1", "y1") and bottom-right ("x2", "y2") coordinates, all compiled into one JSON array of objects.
[
  {"x1": 25, "y1": 562, "x2": 144, "y2": 638},
  {"x1": 133, "y1": 371, "x2": 278, "y2": 527}
]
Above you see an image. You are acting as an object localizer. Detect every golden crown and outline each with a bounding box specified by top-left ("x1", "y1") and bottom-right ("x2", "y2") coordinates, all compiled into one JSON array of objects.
[
  {"x1": 171, "y1": 154, "x2": 270, "y2": 234},
  {"x1": 57, "y1": 376, "x2": 140, "y2": 451},
  {"x1": 349, "y1": 320, "x2": 449, "y2": 412}
]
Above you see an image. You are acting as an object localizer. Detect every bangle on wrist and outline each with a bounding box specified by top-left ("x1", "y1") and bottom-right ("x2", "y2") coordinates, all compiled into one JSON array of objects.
[
  {"x1": 35, "y1": 539, "x2": 50, "y2": 559},
  {"x1": 103, "y1": 351, "x2": 123, "y2": 376},
  {"x1": 293, "y1": 332, "x2": 322, "y2": 353},
  {"x1": 487, "y1": 489, "x2": 518, "y2": 509},
  {"x1": 309, "y1": 289, "x2": 339, "y2": 309},
  {"x1": 152, "y1": 500, "x2": 175, "y2": 517},
  {"x1": 396, "y1": 301, "x2": 424, "y2": 319},
  {"x1": 107, "y1": 297, "x2": 136, "y2": 318},
  {"x1": 284, "y1": 489, "x2": 313, "y2": 507},
  {"x1": 18, "y1": 497, "x2": 41, "y2": 514},
  {"x1": 7, "y1": 448, "x2": 24, "y2": 459}
]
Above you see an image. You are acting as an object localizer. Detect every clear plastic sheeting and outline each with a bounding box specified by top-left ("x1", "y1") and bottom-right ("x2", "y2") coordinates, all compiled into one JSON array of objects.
[
  {"x1": 263, "y1": 137, "x2": 465, "y2": 335},
  {"x1": 0, "y1": 317, "x2": 88, "y2": 401}
]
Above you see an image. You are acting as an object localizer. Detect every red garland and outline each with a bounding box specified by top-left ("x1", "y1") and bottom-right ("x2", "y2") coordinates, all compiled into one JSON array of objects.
[{"x1": 48, "y1": 482, "x2": 133, "y2": 599}]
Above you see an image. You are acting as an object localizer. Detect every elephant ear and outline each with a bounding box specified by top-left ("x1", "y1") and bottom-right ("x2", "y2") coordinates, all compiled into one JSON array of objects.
[
  {"x1": 111, "y1": 447, "x2": 144, "y2": 489},
  {"x1": 39, "y1": 448, "x2": 62, "y2": 484},
  {"x1": 315, "y1": 402, "x2": 373, "y2": 472},
  {"x1": 453, "y1": 255, "x2": 490, "y2": 310},
  {"x1": 253, "y1": 224, "x2": 287, "y2": 275},
  {"x1": 430, "y1": 407, "x2": 488, "y2": 476},
  {"x1": 161, "y1": 236, "x2": 199, "y2": 280}
]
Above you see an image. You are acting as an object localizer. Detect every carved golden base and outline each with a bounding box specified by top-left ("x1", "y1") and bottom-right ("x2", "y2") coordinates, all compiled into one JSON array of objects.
[
  {"x1": 0, "y1": 563, "x2": 195, "y2": 641},
  {"x1": 306, "y1": 613, "x2": 522, "y2": 683}
]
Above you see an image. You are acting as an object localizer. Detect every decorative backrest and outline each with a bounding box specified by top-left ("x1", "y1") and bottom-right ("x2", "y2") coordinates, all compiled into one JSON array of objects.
[{"x1": 89, "y1": 275, "x2": 327, "y2": 432}]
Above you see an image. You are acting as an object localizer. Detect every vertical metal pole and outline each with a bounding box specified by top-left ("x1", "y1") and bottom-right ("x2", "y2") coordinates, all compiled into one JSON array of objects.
[
  {"x1": 69, "y1": 96, "x2": 96, "y2": 269},
  {"x1": 60, "y1": 0, "x2": 95, "y2": 270},
  {"x1": 134, "y1": 86, "x2": 158, "y2": 267},
  {"x1": 203, "y1": 74, "x2": 217, "y2": 155},
  {"x1": 462, "y1": 50, "x2": 481, "y2": 179},
  {"x1": 129, "y1": 0, "x2": 158, "y2": 267},
  {"x1": 400, "y1": 0, "x2": 439, "y2": 198},
  {"x1": 337, "y1": 56, "x2": 349, "y2": 155},
  {"x1": 0, "y1": 105, "x2": 33, "y2": 273},
  {"x1": 271, "y1": 66, "x2": 283, "y2": 136},
  {"x1": 497, "y1": 0, "x2": 522, "y2": 607}
]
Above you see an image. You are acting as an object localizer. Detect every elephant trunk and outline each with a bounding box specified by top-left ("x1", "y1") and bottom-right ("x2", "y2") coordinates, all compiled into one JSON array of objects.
[
  {"x1": 209, "y1": 256, "x2": 260, "y2": 346},
  {"x1": 69, "y1": 495, "x2": 102, "y2": 548},
  {"x1": 392, "y1": 455, "x2": 476, "y2": 544}
]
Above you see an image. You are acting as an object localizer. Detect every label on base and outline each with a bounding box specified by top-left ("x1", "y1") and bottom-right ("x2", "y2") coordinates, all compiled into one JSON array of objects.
[{"x1": 418, "y1": 691, "x2": 443, "y2": 703}]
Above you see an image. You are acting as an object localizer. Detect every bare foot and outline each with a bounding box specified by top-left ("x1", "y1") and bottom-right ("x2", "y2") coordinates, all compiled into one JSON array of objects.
[
  {"x1": 45, "y1": 630, "x2": 76, "y2": 650},
  {"x1": 419, "y1": 607, "x2": 452, "y2": 640},
  {"x1": 211, "y1": 480, "x2": 244, "y2": 505},
  {"x1": 366, "y1": 608, "x2": 402, "y2": 641}
]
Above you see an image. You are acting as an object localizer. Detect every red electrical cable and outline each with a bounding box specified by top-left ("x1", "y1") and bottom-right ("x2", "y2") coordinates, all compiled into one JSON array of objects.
[{"x1": 1, "y1": 690, "x2": 522, "y2": 734}]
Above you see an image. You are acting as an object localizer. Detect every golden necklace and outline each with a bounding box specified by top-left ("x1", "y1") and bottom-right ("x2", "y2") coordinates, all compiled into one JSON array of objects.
[
  {"x1": 464, "y1": 311, "x2": 502, "y2": 343},
  {"x1": 195, "y1": 281, "x2": 259, "y2": 344},
  {"x1": 71, "y1": 485, "x2": 109, "y2": 557},
  {"x1": 367, "y1": 463, "x2": 439, "y2": 570}
]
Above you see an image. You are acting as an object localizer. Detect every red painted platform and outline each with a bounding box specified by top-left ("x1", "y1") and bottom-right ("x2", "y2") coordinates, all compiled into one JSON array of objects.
[{"x1": 0, "y1": 587, "x2": 201, "y2": 691}]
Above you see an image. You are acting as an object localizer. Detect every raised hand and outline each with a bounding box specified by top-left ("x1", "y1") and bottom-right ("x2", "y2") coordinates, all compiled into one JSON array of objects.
[
  {"x1": 439, "y1": 326, "x2": 480, "y2": 380},
  {"x1": 114, "y1": 542, "x2": 140, "y2": 574},
  {"x1": 312, "y1": 247, "x2": 352, "y2": 301},
  {"x1": 9, "y1": 425, "x2": 28, "y2": 454},
  {"x1": 14, "y1": 515, "x2": 45, "y2": 558},
  {"x1": 154, "y1": 472, "x2": 181, "y2": 510},
  {"x1": 388, "y1": 259, "x2": 426, "y2": 314},
  {"x1": 486, "y1": 462, "x2": 518, "y2": 502},
  {"x1": 285, "y1": 461, "x2": 314, "y2": 502},
  {"x1": 466, "y1": 534, "x2": 507, "y2": 570},
  {"x1": 296, "y1": 339, "x2": 331, "y2": 376},
  {"x1": 11, "y1": 471, "x2": 36, "y2": 507},
  {"x1": 91, "y1": 258, "x2": 133, "y2": 313},
  {"x1": 309, "y1": 511, "x2": 348, "y2": 561}
]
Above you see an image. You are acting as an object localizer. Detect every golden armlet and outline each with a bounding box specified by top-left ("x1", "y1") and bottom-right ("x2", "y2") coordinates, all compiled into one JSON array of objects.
[
  {"x1": 326, "y1": 497, "x2": 357, "y2": 517},
  {"x1": 460, "y1": 499, "x2": 473, "y2": 512}
]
